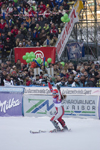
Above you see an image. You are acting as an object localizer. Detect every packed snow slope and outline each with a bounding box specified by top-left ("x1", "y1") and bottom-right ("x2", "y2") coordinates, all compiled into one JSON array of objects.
[{"x1": 0, "y1": 117, "x2": 100, "y2": 150}]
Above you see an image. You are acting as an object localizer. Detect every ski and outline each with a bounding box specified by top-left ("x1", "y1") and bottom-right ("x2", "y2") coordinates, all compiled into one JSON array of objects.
[{"x1": 30, "y1": 129, "x2": 71, "y2": 134}]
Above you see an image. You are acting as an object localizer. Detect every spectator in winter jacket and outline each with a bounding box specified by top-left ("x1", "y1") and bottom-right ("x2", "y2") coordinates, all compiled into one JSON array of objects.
[
  {"x1": 39, "y1": 29, "x2": 47, "y2": 45},
  {"x1": 50, "y1": 23, "x2": 58, "y2": 39},
  {"x1": 65, "y1": 76, "x2": 74, "y2": 87},
  {"x1": 62, "y1": 0, "x2": 70, "y2": 11},
  {"x1": 38, "y1": 1, "x2": 46, "y2": 13},
  {"x1": 4, "y1": 37, "x2": 12, "y2": 57},
  {"x1": 85, "y1": 76, "x2": 96, "y2": 87},
  {"x1": 11, "y1": 25, "x2": 18, "y2": 37},
  {"x1": 21, "y1": 18, "x2": 29, "y2": 30},
  {"x1": 50, "y1": 34, "x2": 58, "y2": 46},
  {"x1": 29, "y1": 6, "x2": 36, "y2": 17},
  {"x1": 13, "y1": 6, "x2": 19, "y2": 15},
  {"x1": 20, "y1": 24, "x2": 27, "y2": 36},
  {"x1": 27, "y1": 28, "x2": 32, "y2": 40},
  {"x1": 3, "y1": 74, "x2": 14, "y2": 86},
  {"x1": 34, "y1": 23, "x2": 41, "y2": 34},
  {"x1": 43, "y1": 22, "x2": 50, "y2": 35},
  {"x1": 0, "y1": 32, "x2": 6, "y2": 44},
  {"x1": 6, "y1": 31, "x2": 15, "y2": 47},
  {"x1": 0, "y1": 19, "x2": 6, "y2": 33},
  {"x1": 44, "y1": 7, "x2": 51, "y2": 19},
  {"x1": 38, "y1": 16, "x2": 45, "y2": 29},
  {"x1": 48, "y1": 0, "x2": 56, "y2": 10},
  {"x1": 3, "y1": 24, "x2": 10, "y2": 36},
  {"x1": 55, "y1": 0, "x2": 64, "y2": 9},
  {"x1": 43, "y1": 35, "x2": 51, "y2": 47},
  {"x1": 0, "y1": 40, "x2": 4, "y2": 58},
  {"x1": 6, "y1": 2, "x2": 13, "y2": 13},
  {"x1": 15, "y1": 30, "x2": 24, "y2": 41},
  {"x1": 31, "y1": 29, "x2": 39, "y2": 46},
  {"x1": 29, "y1": 17, "x2": 36, "y2": 31}
]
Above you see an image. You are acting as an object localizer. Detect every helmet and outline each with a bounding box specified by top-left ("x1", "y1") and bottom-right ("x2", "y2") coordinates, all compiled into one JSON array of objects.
[{"x1": 52, "y1": 89, "x2": 58, "y2": 97}]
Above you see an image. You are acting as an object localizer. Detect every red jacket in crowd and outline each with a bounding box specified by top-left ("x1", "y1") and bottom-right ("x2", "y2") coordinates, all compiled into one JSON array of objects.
[
  {"x1": 0, "y1": 22, "x2": 6, "y2": 30},
  {"x1": 11, "y1": 29, "x2": 18, "y2": 37},
  {"x1": 38, "y1": 4, "x2": 46, "y2": 12}
]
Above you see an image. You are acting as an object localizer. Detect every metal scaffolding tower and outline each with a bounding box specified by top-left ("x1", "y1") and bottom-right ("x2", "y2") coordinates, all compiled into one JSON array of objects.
[
  {"x1": 68, "y1": 0, "x2": 100, "y2": 60},
  {"x1": 60, "y1": 0, "x2": 100, "y2": 62}
]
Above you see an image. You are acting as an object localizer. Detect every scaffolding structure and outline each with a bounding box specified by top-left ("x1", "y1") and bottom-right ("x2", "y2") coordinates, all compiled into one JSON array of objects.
[{"x1": 61, "y1": 0, "x2": 100, "y2": 61}]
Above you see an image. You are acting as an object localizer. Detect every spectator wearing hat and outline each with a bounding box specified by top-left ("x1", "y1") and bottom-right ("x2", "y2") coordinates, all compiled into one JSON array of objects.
[
  {"x1": 4, "y1": 37, "x2": 13, "y2": 57},
  {"x1": 31, "y1": 29, "x2": 39, "y2": 46},
  {"x1": 10, "y1": 70, "x2": 19, "y2": 85},
  {"x1": 72, "y1": 76, "x2": 81, "y2": 87},
  {"x1": 44, "y1": 7, "x2": 51, "y2": 19},
  {"x1": 18, "y1": 42, "x2": 23, "y2": 47}
]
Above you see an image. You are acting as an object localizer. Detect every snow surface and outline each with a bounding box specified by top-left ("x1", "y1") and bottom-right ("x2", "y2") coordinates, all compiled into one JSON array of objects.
[{"x1": 0, "y1": 117, "x2": 100, "y2": 150}]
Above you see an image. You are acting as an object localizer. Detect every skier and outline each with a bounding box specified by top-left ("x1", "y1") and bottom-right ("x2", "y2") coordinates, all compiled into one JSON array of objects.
[{"x1": 47, "y1": 77, "x2": 68, "y2": 131}]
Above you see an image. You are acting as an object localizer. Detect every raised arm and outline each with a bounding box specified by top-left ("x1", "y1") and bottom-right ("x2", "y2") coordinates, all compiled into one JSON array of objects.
[
  {"x1": 48, "y1": 82, "x2": 53, "y2": 93},
  {"x1": 57, "y1": 84, "x2": 62, "y2": 101}
]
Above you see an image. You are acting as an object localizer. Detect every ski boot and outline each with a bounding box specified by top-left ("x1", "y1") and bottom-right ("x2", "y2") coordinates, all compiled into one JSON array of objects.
[
  {"x1": 50, "y1": 120, "x2": 61, "y2": 132},
  {"x1": 63, "y1": 125, "x2": 68, "y2": 131}
]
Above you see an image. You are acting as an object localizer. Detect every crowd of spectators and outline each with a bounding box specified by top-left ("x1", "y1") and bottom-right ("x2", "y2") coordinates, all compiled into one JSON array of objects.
[
  {"x1": 0, "y1": 59, "x2": 100, "y2": 87},
  {"x1": 0, "y1": 0, "x2": 99, "y2": 88},
  {"x1": 0, "y1": 0, "x2": 71, "y2": 59}
]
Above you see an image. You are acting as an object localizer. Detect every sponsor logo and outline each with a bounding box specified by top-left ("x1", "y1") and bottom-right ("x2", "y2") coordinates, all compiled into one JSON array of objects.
[
  {"x1": 26, "y1": 99, "x2": 54, "y2": 114},
  {"x1": 0, "y1": 98, "x2": 21, "y2": 113},
  {"x1": 34, "y1": 50, "x2": 44, "y2": 61}
]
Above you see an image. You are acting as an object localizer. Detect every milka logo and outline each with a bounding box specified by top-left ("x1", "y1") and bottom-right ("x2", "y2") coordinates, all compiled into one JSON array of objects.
[
  {"x1": 35, "y1": 50, "x2": 44, "y2": 61},
  {"x1": 0, "y1": 98, "x2": 20, "y2": 113}
]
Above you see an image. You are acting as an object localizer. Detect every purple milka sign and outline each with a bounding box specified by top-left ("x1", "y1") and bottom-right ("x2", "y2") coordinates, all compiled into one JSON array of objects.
[{"x1": 0, "y1": 93, "x2": 23, "y2": 116}]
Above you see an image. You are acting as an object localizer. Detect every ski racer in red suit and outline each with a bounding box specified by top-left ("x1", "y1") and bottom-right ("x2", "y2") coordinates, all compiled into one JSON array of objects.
[{"x1": 48, "y1": 78, "x2": 68, "y2": 131}]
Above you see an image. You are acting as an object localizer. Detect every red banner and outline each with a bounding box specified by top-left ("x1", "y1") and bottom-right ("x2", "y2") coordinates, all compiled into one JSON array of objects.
[{"x1": 14, "y1": 47, "x2": 56, "y2": 64}]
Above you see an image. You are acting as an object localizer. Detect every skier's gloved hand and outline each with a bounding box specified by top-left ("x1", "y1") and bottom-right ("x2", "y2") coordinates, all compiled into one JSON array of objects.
[
  {"x1": 57, "y1": 84, "x2": 60, "y2": 91},
  {"x1": 47, "y1": 76, "x2": 50, "y2": 82}
]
